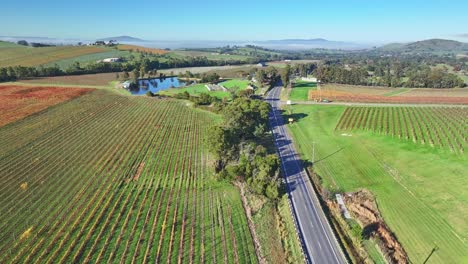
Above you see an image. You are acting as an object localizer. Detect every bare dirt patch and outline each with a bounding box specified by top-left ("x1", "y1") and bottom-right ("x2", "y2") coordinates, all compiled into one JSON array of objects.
[
  {"x1": 344, "y1": 190, "x2": 408, "y2": 264},
  {"x1": 309, "y1": 89, "x2": 468, "y2": 104}
]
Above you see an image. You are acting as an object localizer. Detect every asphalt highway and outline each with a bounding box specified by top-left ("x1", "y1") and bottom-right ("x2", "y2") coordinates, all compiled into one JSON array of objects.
[{"x1": 266, "y1": 86, "x2": 347, "y2": 264}]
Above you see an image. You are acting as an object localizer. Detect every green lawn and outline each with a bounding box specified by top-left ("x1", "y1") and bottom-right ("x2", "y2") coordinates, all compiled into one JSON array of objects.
[
  {"x1": 219, "y1": 79, "x2": 250, "y2": 91},
  {"x1": 43, "y1": 49, "x2": 133, "y2": 69},
  {"x1": 289, "y1": 80, "x2": 317, "y2": 101},
  {"x1": 160, "y1": 84, "x2": 230, "y2": 99},
  {"x1": 286, "y1": 105, "x2": 468, "y2": 263},
  {"x1": 0, "y1": 41, "x2": 22, "y2": 48}
]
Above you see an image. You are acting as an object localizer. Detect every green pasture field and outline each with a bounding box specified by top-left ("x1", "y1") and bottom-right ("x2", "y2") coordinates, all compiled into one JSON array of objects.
[
  {"x1": 286, "y1": 104, "x2": 468, "y2": 263},
  {"x1": 160, "y1": 83, "x2": 230, "y2": 99},
  {"x1": 289, "y1": 80, "x2": 317, "y2": 101},
  {"x1": 43, "y1": 49, "x2": 133, "y2": 69},
  {"x1": 219, "y1": 79, "x2": 250, "y2": 90}
]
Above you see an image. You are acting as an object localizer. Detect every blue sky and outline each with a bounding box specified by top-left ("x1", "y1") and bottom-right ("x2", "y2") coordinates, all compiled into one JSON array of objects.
[{"x1": 1, "y1": 0, "x2": 467, "y2": 43}]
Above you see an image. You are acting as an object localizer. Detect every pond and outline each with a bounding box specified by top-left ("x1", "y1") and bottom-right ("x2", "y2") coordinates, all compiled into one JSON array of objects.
[{"x1": 128, "y1": 77, "x2": 187, "y2": 95}]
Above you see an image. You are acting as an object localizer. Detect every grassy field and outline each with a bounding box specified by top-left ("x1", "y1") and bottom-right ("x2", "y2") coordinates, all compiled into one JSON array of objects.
[
  {"x1": 160, "y1": 84, "x2": 231, "y2": 99},
  {"x1": 43, "y1": 49, "x2": 133, "y2": 69},
  {"x1": 0, "y1": 89, "x2": 259, "y2": 263},
  {"x1": 289, "y1": 80, "x2": 317, "y2": 101},
  {"x1": 219, "y1": 79, "x2": 250, "y2": 90},
  {"x1": 336, "y1": 106, "x2": 467, "y2": 153},
  {"x1": 286, "y1": 104, "x2": 468, "y2": 263},
  {"x1": 0, "y1": 41, "x2": 22, "y2": 48},
  {"x1": 170, "y1": 50, "x2": 250, "y2": 61},
  {"x1": 0, "y1": 45, "x2": 108, "y2": 67},
  {"x1": 158, "y1": 65, "x2": 253, "y2": 75}
]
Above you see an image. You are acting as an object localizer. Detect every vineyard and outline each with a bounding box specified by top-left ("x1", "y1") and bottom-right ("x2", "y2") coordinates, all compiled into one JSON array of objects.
[
  {"x1": 0, "y1": 46, "x2": 108, "y2": 67},
  {"x1": 0, "y1": 85, "x2": 90, "y2": 127},
  {"x1": 0, "y1": 89, "x2": 257, "y2": 263},
  {"x1": 336, "y1": 106, "x2": 467, "y2": 153}
]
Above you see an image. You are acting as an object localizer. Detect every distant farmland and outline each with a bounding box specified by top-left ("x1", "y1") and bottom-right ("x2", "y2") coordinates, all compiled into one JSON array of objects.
[
  {"x1": 0, "y1": 45, "x2": 108, "y2": 67},
  {"x1": 0, "y1": 90, "x2": 257, "y2": 263},
  {"x1": 117, "y1": 44, "x2": 168, "y2": 55}
]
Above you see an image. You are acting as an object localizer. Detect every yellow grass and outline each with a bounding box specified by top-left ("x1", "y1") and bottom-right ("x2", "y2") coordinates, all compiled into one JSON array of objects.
[
  {"x1": 20, "y1": 182, "x2": 28, "y2": 190},
  {"x1": 20, "y1": 227, "x2": 33, "y2": 240}
]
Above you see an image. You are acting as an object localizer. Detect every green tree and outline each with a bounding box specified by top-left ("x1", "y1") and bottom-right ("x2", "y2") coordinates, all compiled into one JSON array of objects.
[{"x1": 281, "y1": 64, "x2": 291, "y2": 87}]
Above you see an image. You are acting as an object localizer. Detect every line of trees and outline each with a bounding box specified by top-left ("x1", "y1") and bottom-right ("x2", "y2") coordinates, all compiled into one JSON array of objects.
[
  {"x1": 0, "y1": 54, "x2": 255, "y2": 83},
  {"x1": 207, "y1": 97, "x2": 281, "y2": 199},
  {"x1": 314, "y1": 63, "x2": 465, "y2": 88}
]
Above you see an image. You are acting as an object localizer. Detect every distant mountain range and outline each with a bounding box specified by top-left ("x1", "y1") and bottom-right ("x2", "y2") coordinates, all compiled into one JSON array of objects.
[
  {"x1": 377, "y1": 39, "x2": 468, "y2": 54},
  {"x1": 0, "y1": 35, "x2": 467, "y2": 53},
  {"x1": 97, "y1": 36, "x2": 147, "y2": 42}
]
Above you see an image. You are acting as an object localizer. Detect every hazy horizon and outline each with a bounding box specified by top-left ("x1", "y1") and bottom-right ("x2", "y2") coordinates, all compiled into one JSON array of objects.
[{"x1": 1, "y1": 0, "x2": 467, "y2": 44}]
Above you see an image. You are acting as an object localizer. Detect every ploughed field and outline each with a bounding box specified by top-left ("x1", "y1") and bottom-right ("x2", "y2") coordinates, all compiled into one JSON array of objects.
[
  {"x1": 287, "y1": 104, "x2": 468, "y2": 263},
  {"x1": 0, "y1": 89, "x2": 256, "y2": 263},
  {"x1": 309, "y1": 84, "x2": 468, "y2": 104},
  {"x1": 0, "y1": 85, "x2": 90, "y2": 127}
]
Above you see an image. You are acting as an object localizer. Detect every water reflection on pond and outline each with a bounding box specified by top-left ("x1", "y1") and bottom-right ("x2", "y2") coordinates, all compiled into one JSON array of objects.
[{"x1": 128, "y1": 77, "x2": 187, "y2": 95}]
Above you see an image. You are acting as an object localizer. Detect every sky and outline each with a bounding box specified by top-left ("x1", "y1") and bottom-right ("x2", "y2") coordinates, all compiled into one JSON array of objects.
[{"x1": 1, "y1": 0, "x2": 467, "y2": 43}]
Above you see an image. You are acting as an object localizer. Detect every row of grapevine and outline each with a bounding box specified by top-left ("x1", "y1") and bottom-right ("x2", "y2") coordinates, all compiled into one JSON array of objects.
[
  {"x1": 336, "y1": 106, "x2": 467, "y2": 153},
  {"x1": 0, "y1": 89, "x2": 257, "y2": 263}
]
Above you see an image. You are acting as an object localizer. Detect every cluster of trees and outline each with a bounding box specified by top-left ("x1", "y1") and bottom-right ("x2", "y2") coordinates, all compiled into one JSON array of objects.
[
  {"x1": 200, "y1": 72, "x2": 220, "y2": 83},
  {"x1": 16, "y1": 40, "x2": 55, "y2": 47},
  {"x1": 314, "y1": 64, "x2": 369, "y2": 85},
  {"x1": 406, "y1": 68, "x2": 465, "y2": 88},
  {"x1": 0, "y1": 65, "x2": 64, "y2": 82},
  {"x1": 255, "y1": 66, "x2": 280, "y2": 88},
  {"x1": 173, "y1": 91, "x2": 219, "y2": 106},
  {"x1": 290, "y1": 63, "x2": 317, "y2": 78},
  {"x1": 313, "y1": 62, "x2": 465, "y2": 88},
  {"x1": 207, "y1": 97, "x2": 280, "y2": 199}
]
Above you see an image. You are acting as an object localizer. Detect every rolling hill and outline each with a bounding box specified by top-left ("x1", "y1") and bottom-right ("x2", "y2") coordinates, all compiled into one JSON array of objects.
[
  {"x1": 378, "y1": 39, "x2": 468, "y2": 54},
  {"x1": 98, "y1": 36, "x2": 147, "y2": 42}
]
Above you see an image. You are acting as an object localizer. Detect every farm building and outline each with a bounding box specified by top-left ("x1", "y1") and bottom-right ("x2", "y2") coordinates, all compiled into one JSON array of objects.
[
  {"x1": 302, "y1": 77, "x2": 318, "y2": 82},
  {"x1": 101, "y1": 58, "x2": 121, "y2": 63},
  {"x1": 121, "y1": 81, "x2": 132, "y2": 89}
]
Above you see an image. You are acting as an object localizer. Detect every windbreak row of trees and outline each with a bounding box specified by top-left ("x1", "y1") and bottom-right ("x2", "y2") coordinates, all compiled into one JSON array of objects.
[
  {"x1": 0, "y1": 55, "x2": 253, "y2": 83},
  {"x1": 314, "y1": 63, "x2": 465, "y2": 88}
]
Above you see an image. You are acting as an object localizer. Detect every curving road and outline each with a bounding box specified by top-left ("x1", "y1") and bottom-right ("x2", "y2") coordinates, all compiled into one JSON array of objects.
[{"x1": 266, "y1": 86, "x2": 347, "y2": 264}]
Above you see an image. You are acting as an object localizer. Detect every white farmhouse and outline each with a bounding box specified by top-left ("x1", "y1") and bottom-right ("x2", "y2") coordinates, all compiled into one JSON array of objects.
[{"x1": 102, "y1": 58, "x2": 121, "y2": 63}]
